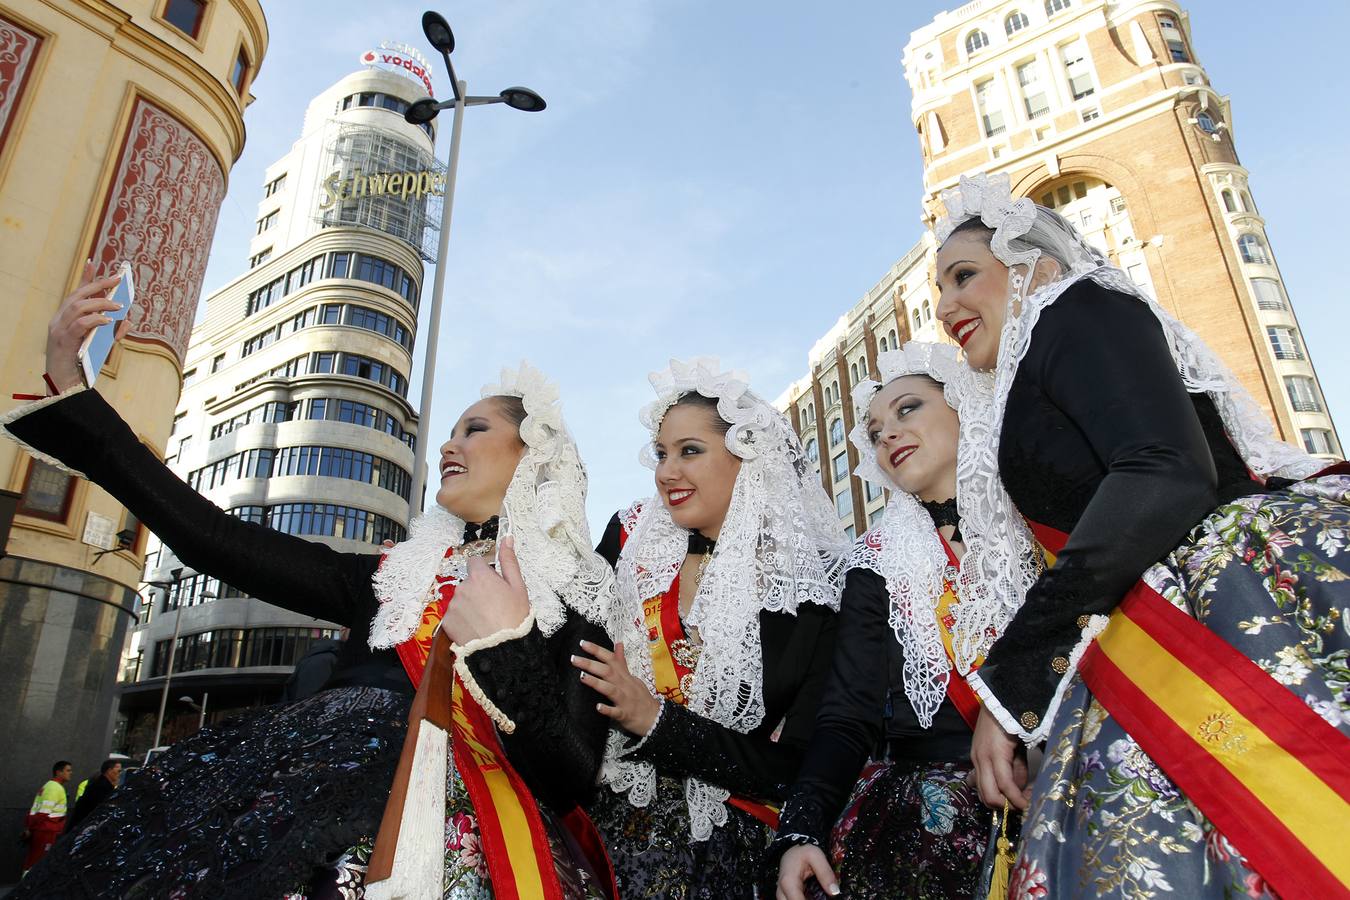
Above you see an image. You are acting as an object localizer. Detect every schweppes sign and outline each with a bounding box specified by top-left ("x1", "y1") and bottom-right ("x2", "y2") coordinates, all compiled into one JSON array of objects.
[{"x1": 319, "y1": 167, "x2": 446, "y2": 208}]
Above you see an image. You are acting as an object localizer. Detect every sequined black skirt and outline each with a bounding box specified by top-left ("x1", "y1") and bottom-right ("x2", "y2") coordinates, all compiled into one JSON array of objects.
[{"x1": 12, "y1": 685, "x2": 409, "y2": 899}]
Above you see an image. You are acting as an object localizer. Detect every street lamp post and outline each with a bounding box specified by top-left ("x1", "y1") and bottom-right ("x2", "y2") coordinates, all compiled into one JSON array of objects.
[
  {"x1": 148, "y1": 566, "x2": 200, "y2": 750},
  {"x1": 179, "y1": 693, "x2": 209, "y2": 729},
  {"x1": 403, "y1": 11, "x2": 546, "y2": 510}
]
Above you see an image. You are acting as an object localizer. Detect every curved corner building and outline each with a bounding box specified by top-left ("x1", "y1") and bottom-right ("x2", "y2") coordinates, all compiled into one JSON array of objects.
[
  {"x1": 0, "y1": 0, "x2": 268, "y2": 879},
  {"x1": 119, "y1": 59, "x2": 443, "y2": 753}
]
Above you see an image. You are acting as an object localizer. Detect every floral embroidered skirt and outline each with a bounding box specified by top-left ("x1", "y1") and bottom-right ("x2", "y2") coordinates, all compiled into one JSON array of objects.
[
  {"x1": 588, "y1": 776, "x2": 769, "y2": 900},
  {"x1": 12, "y1": 686, "x2": 409, "y2": 900},
  {"x1": 1015, "y1": 476, "x2": 1350, "y2": 899},
  {"x1": 824, "y1": 758, "x2": 988, "y2": 899},
  {"x1": 292, "y1": 745, "x2": 609, "y2": 900}
]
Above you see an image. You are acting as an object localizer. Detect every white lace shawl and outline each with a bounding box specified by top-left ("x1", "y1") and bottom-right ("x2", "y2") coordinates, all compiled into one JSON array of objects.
[
  {"x1": 843, "y1": 343, "x2": 997, "y2": 725},
  {"x1": 369, "y1": 362, "x2": 615, "y2": 648},
  {"x1": 600, "y1": 358, "x2": 849, "y2": 841},
  {"x1": 935, "y1": 174, "x2": 1323, "y2": 677}
]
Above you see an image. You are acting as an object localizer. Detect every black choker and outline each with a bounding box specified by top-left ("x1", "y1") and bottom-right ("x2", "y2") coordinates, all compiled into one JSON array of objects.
[
  {"x1": 920, "y1": 499, "x2": 962, "y2": 543},
  {"x1": 464, "y1": 516, "x2": 499, "y2": 543},
  {"x1": 687, "y1": 531, "x2": 716, "y2": 555}
]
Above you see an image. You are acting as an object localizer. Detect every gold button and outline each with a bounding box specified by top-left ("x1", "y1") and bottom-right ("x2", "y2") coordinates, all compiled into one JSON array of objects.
[
  {"x1": 1020, "y1": 711, "x2": 1040, "y2": 730},
  {"x1": 1052, "y1": 656, "x2": 1070, "y2": 674},
  {"x1": 1076, "y1": 615, "x2": 1091, "y2": 629}
]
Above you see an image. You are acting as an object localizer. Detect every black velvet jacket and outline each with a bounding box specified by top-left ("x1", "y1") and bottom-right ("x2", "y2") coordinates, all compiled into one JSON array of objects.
[
  {"x1": 773, "y1": 566, "x2": 970, "y2": 847},
  {"x1": 596, "y1": 513, "x2": 838, "y2": 804},
  {"x1": 979, "y1": 279, "x2": 1263, "y2": 735},
  {"x1": 4, "y1": 389, "x2": 610, "y2": 810}
]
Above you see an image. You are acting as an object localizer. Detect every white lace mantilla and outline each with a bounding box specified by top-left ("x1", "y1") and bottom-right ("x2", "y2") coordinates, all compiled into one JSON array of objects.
[
  {"x1": 842, "y1": 342, "x2": 997, "y2": 724},
  {"x1": 602, "y1": 358, "x2": 849, "y2": 841},
  {"x1": 370, "y1": 362, "x2": 614, "y2": 649}
]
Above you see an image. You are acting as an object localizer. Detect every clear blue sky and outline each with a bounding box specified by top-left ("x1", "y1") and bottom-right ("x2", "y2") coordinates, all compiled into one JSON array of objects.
[{"x1": 202, "y1": 2, "x2": 1350, "y2": 533}]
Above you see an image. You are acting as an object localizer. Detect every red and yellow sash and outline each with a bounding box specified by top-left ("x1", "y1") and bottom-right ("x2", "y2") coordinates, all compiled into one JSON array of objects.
[
  {"x1": 394, "y1": 548, "x2": 616, "y2": 900},
  {"x1": 1028, "y1": 518, "x2": 1350, "y2": 900},
  {"x1": 933, "y1": 534, "x2": 981, "y2": 730},
  {"x1": 623, "y1": 526, "x2": 781, "y2": 829}
]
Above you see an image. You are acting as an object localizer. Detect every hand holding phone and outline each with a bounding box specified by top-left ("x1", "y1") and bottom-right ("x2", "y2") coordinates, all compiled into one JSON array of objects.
[{"x1": 78, "y1": 262, "x2": 135, "y2": 387}]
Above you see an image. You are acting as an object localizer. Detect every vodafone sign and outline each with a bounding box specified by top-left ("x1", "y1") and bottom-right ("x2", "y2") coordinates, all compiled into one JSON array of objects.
[{"x1": 360, "y1": 42, "x2": 435, "y2": 97}]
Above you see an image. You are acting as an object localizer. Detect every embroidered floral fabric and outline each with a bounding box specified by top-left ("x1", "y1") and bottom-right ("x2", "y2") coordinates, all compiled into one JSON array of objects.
[
  {"x1": 588, "y1": 773, "x2": 770, "y2": 900},
  {"x1": 823, "y1": 760, "x2": 986, "y2": 900},
  {"x1": 12, "y1": 686, "x2": 407, "y2": 899},
  {"x1": 1016, "y1": 478, "x2": 1350, "y2": 898}
]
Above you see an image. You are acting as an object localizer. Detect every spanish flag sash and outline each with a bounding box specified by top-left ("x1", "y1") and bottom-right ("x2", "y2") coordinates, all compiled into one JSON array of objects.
[
  {"x1": 622, "y1": 527, "x2": 781, "y2": 829},
  {"x1": 1028, "y1": 517, "x2": 1350, "y2": 900},
  {"x1": 932, "y1": 534, "x2": 981, "y2": 730},
  {"x1": 371, "y1": 546, "x2": 616, "y2": 899}
]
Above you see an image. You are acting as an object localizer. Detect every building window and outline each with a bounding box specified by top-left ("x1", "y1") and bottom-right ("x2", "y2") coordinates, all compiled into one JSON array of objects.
[
  {"x1": 1251, "y1": 278, "x2": 1285, "y2": 310},
  {"x1": 912, "y1": 309, "x2": 922, "y2": 331},
  {"x1": 1302, "y1": 428, "x2": 1336, "y2": 456},
  {"x1": 1159, "y1": 15, "x2": 1189, "y2": 62},
  {"x1": 163, "y1": 0, "x2": 207, "y2": 38},
  {"x1": 835, "y1": 489, "x2": 853, "y2": 519},
  {"x1": 1080, "y1": 106, "x2": 1100, "y2": 123},
  {"x1": 879, "y1": 336, "x2": 888, "y2": 353},
  {"x1": 844, "y1": 524, "x2": 856, "y2": 540},
  {"x1": 829, "y1": 419, "x2": 845, "y2": 446},
  {"x1": 804, "y1": 439, "x2": 819, "y2": 463},
  {"x1": 865, "y1": 480, "x2": 885, "y2": 502},
  {"x1": 1238, "y1": 233, "x2": 1270, "y2": 265},
  {"x1": 1221, "y1": 189, "x2": 1236, "y2": 213},
  {"x1": 832, "y1": 452, "x2": 850, "y2": 483},
  {"x1": 1285, "y1": 376, "x2": 1322, "y2": 413},
  {"x1": 210, "y1": 353, "x2": 225, "y2": 373},
  {"x1": 1005, "y1": 11, "x2": 1030, "y2": 35},
  {"x1": 888, "y1": 328, "x2": 898, "y2": 347},
  {"x1": 264, "y1": 174, "x2": 286, "y2": 197},
  {"x1": 249, "y1": 248, "x2": 272, "y2": 269},
  {"x1": 18, "y1": 460, "x2": 75, "y2": 521},
  {"x1": 231, "y1": 47, "x2": 250, "y2": 94},
  {"x1": 1241, "y1": 191, "x2": 1254, "y2": 213},
  {"x1": 975, "y1": 79, "x2": 1006, "y2": 137},
  {"x1": 1045, "y1": 0, "x2": 1071, "y2": 14},
  {"x1": 1060, "y1": 41, "x2": 1095, "y2": 100},
  {"x1": 256, "y1": 210, "x2": 278, "y2": 234},
  {"x1": 1196, "y1": 112, "x2": 1218, "y2": 134},
  {"x1": 806, "y1": 401, "x2": 815, "y2": 424},
  {"x1": 965, "y1": 30, "x2": 990, "y2": 56},
  {"x1": 1017, "y1": 60, "x2": 1051, "y2": 120},
  {"x1": 849, "y1": 362, "x2": 858, "y2": 384},
  {"x1": 922, "y1": 300, "x2": 932, "y2": 321},
  {"x1": 329, "y1": 252, "x2": 351, "y2": 278},
  {"x1": 869, "y1": 507, "x2": 885, "y2": 526},
  {"x1": 1267, "y1": 326, "x2": 1304, "y2": 361}
]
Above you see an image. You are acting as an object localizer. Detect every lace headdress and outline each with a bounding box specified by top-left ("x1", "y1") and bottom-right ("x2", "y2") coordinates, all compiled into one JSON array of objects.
[
  {"x1": 844, "y1": 342, "x2": 997, "y2": 725},
  {"x1": 933, "y1": 173, "x2": 1322, "y2": 704},
  {"x1": 369, "y1": 361, "x2": 614, "y2": 648},
  {"x1": 602, "y1": 357, "x2": 849, "y2": 840}
]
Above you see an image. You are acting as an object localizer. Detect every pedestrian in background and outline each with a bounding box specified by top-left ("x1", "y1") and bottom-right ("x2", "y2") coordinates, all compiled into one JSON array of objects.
[
  {"x1": 21, "y1": 760, "x2": 71, "y2": 874},
  {"x1": 65, "y1": 759, "x2": 122, "y2": 834}
]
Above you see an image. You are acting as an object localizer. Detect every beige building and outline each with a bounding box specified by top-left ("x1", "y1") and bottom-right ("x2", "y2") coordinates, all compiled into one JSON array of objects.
[
  {"x1": 780, "y1": 0, "x2": 1340, "y2": 536},
  {"x1": 0, "y1": 0, "x2": 266, "y2": 879},
  {"x1": 117, "y1": 62, "x2": 437, "y2": 752}
]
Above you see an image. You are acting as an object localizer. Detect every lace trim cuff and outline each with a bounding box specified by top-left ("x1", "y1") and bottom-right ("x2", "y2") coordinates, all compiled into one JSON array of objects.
[
  {"x1": 618, "y1": 696, "x2": 666, "y2": 756},
  {"x1": 450, "y1": 610, "x2": 536, "y2": 735},
  {"x1": 966, "y1": 612, "x2": 1110, "y2": 744},
  {"x1": 0, "y1": 385, "x2": 91, "y2": 476}
]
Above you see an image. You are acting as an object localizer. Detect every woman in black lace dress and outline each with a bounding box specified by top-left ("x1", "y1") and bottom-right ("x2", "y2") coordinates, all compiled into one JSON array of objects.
[
  {"x1": 772, "y1": 343, "x2": 1000, "y2": 900},
  {"x1": 4, "y1": 271, "x2": 615, "y2": 899},
  {"x1": 571, "y1": 359, "x2": 849, "y2": 899},
  {"x1": 935, "y1": 174, "x2": 1350, "y2": 899}
]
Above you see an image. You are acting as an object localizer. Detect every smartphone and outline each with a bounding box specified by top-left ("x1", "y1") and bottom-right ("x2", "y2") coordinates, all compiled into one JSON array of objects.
[{"x1": 78, "y1": 261, "x2": 135, "y2": 387}]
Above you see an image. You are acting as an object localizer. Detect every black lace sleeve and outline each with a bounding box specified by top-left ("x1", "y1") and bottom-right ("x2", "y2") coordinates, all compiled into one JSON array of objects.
[
  {"x1": 3, "y1": 390, "x2": 378, "y2": 628},
  {"x1": 981, "y1": 284, "x2": 1219, "y2": 732},
  {"x1": 461, "y1": 612, "x2": 613, "y2": 810},
  {"x1": 628, "y1": 603, "x2": 838, "y2": 804},
  {"x1": 773, "y1": 569, "x2": 889, "y2": 850}
]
